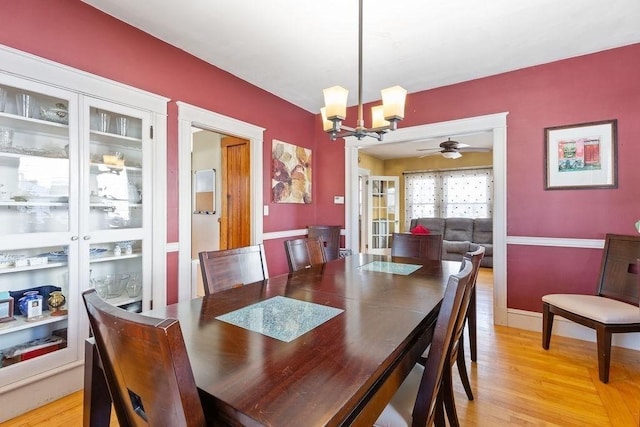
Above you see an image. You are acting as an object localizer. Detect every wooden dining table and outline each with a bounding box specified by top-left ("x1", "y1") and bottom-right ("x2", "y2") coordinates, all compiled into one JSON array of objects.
[{"x1": 83, "y1": 254, "x2": 461, "y2": 426}]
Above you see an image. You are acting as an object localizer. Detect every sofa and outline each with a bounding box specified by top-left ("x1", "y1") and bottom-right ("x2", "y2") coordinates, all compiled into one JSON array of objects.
[{"x1": 408, "y1": 217, "x2": 493, "y2": 268}]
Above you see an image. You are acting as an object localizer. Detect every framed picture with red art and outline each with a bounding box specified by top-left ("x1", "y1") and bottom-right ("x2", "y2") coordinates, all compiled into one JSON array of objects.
[{"x1": 544, "y1": 119, "x2": 617, "y2": 190}]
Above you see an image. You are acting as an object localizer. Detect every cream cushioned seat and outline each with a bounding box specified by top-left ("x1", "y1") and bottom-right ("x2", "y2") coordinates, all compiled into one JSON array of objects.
[{"x1": 542, "y1": 294, "x2": 640, "y2": 324}]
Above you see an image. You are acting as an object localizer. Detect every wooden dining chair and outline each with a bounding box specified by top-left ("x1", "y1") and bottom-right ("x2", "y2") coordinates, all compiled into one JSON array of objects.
[
  {"x1": 308, "y1": 225, "x2": 341, "y2": 261},
  {"x1": 82, "y1": 289, "x2": 206, "y2": 427},
  {"x1": 375, "y1": 259, "x2": 475, "y2": 427},
  {"x1": 390, "y1": 233, "x2": 443, "y2": 261},
  {"x1": 198, "y1": 244, "x2": 269, "y2": 296},
  {"x1": 542, "y1": 233, "x2": 640, "y2": 383},
  {"x1": 463, "y1": 245, "x2": 486, "y2": 365},
  {"x1": 284, "y1": 237, "x2": 327, "y2": 272}
]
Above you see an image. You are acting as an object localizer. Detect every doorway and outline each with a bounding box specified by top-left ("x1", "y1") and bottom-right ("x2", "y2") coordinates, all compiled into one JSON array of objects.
[
  {"x1": 177, "y1": 102, "x2": 265, "y2": 301},
  {"x1": 344, "y1": 112, "x2": 508, "y2": 326}
]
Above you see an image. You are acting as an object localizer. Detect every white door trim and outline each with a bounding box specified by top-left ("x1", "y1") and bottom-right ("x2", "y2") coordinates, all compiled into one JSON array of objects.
[
  {"x1": 345, "y1": 112, "x2": 509, "y2": 325},
  {"x1": 177, "y1": 102, "x2": 265, "y2": 301}
]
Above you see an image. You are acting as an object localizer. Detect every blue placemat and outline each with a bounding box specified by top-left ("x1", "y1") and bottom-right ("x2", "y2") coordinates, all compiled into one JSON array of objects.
[
  {"x1": 216, "y1": 296, "x2": 343, "y2": 342},
  {"x1": 358, "y1": 261, "x2": 421, "y2": 275}
]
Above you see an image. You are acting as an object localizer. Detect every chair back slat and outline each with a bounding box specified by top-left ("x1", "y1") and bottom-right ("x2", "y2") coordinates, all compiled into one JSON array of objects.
[
  {"x1": 390, "y1": 233, "x2": 443, "y2": 261},
  {"x1": 597, "y1": 234, "x2": 640, "y2": 305},
  {"x1": 284, "y1": 237, "x2": 327, "y2": 272},
  {"x1": 411, "y1": 259, "x2": 474, "y2": 426},
  {"x1": 83, "y1": 289, "x2": 205, "y2": 427},
  {"x1": 199, "y1": 244, "x2": 269, "y2": 296},
  {"x1": 308, "y1": 225, "x2": 341, "y2": 261}
]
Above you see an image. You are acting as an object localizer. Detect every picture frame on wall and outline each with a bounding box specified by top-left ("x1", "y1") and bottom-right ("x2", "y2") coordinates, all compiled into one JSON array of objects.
[{"x1": 544, "y1": 119, "x2": 618, "y2": 190}]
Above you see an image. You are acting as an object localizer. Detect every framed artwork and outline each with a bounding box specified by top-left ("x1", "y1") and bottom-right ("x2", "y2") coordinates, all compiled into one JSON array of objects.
[
  {"x1": 544, "y1": 119, "x2": 617, "y2": 190},
  {"x1": 272, "y1": 139, "x2": 312, "y2": 203}
]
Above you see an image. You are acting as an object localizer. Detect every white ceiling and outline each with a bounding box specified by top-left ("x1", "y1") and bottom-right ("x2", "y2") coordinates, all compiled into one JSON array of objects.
[{"x1": 81, "y1": 0, "x2": 640, "y2": 158}]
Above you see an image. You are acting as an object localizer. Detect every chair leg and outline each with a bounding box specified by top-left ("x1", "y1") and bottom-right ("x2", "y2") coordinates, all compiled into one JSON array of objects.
[
  {"x1": 595, "y1": 326, "x2": 612, "y2": 383},
  {"x1": 433, "y1": 391, "x2": 447, "y2": 427},
  {"x1": 442, "y1": 364, "x2": 460, "y2": 427},
  {"x1": 468, "y1": 285, "x2": 478, "y2": 362},
  {"x1": 456, "y1": 334, "x2": 474, "y2": 401},
  {"x1": 542, "y1": 302, "x2": 554, "y2": 350}
]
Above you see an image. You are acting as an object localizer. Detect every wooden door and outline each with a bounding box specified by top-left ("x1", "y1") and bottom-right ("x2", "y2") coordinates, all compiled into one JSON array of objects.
[{"x1": 220, "y1": 136, "x2": 251, "y2": 249}]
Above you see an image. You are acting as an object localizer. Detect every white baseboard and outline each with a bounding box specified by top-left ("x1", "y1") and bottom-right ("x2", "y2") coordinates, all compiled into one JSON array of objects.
[
  {"x1": 507, "y1": 309, "x2": 640, "y2": 351},
  {"x1": 0, "y1": 364, "x2": 83, "y2": 422}
]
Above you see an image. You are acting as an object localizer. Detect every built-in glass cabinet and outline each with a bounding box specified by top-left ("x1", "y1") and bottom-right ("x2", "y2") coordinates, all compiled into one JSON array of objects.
[{"x1": 0, "y1": 74, "x2": 153, "y2": 389}]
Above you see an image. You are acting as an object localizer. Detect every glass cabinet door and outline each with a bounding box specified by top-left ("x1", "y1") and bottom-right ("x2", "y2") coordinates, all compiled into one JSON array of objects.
[
  {"x1": 86, "y1": 105, "x2": 144, "y2": 232},
  {"x1": 82, "y1": 98, "x2": 151, "y2": 313},
  {"x1": 0, "y1": 83, "x2": 75, "y2": 236},
  {"x1": 0, "y1": 77, "x2": 79, "y2": 381}
]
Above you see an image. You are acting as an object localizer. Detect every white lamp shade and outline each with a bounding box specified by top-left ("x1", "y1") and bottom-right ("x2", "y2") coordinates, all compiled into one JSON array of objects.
[
  {"x1": 323, "y1": 86, "x2": 348, "y2": 120},
  {"x1": 371, "y1": 105, "x2": 389, "y2": 129},
  {"x1": 381, "y1": 86, "x2": 407, "y2": 120},
  {"x1": 320, "y1": 107, "x2": 334, "y2": 132}
]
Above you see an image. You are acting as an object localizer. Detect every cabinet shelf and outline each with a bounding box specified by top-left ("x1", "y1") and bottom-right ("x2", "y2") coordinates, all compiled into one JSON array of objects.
[
  {"x1": 0, "y1": 201, "x2": 68, "y2": 208},
  {"x1": 0, "y1": 312, "x2": 67, "y2": 336},
  {"x1": 89, "y1": 252, "x2": 142, "y2": 264},
  {"x1": 90, "y1": 130, "x2": 142, "y2": 149},
  {"x1": 0, "y1": 261, "x2": 67, "y2": 275},
  {"x1": 0, "y1": 112, "x2": 68, "y2": 138}
]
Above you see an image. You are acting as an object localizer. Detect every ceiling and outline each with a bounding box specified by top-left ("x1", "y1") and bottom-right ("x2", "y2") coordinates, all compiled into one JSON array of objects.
[{"x1": 82, "y1": 0, "x2": 640, "y2": 158}]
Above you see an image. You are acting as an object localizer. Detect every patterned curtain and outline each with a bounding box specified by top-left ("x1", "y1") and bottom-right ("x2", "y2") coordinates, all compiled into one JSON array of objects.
[{"x1": 404, "y1": 168, "x2": 493, "y2": 229}]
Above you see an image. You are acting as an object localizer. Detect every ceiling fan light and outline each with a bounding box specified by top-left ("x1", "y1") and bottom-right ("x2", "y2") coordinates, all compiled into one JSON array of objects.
[
  {"x1": 371, "y1": 105, "x2": 389, "y2": 129},
  {"x1": 323, "y1": 86, "x2": 348, "y2": 120},
  {"x1": 441, "y1": 151, "x2": 462, "y2": 159},
  {"x1": 381, "y1": 86, "x2": 407, "y2": 121}
]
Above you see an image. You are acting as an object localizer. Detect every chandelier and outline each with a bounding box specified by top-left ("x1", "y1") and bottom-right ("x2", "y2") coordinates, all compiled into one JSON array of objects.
[{"x1": 320, "y1": 0, "x2": 407, "y2": 141}]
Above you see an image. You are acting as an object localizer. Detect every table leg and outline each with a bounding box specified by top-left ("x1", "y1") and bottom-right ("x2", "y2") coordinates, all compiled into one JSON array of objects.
[{"x1": 83, "y1": 337, "x2": 112, "y2": 427}]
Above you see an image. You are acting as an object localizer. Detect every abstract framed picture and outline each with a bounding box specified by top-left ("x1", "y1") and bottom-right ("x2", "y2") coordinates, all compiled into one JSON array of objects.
[
  {"x1": 271, "y1": 139, "x2": 312, "y2": 203},
  {"x1": 544, "y1": 119, "x2": 617, "y2": 190}
]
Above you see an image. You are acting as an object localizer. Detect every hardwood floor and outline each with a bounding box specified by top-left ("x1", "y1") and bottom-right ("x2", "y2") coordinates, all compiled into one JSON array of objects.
[{"x1": 2, "y1": 268, "x2": 639, "y2": 426}]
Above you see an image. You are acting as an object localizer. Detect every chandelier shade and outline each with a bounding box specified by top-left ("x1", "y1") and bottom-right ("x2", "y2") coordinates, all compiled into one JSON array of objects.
[{"x1": 321, "y1": 0, "x2": 407, "y2": 141}]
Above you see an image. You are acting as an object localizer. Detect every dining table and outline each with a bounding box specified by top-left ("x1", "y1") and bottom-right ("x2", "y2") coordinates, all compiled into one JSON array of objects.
[{"x1": 83, "y1": 253, "x2": 461, "y2": 426}]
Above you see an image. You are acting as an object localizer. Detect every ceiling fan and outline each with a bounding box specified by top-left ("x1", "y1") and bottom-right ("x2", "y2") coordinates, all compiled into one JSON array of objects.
[{"x1": 416, "y1": 138, "x2": 486, "y2": 159}]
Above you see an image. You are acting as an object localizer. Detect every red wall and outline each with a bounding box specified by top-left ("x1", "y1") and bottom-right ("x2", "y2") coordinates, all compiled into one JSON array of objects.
[
  {"x1": 314, "y1": 44, "x2": 640, "y2": 312},
  {"x1": 2, "y1": 1, "x2": 639, "y2": 310}
]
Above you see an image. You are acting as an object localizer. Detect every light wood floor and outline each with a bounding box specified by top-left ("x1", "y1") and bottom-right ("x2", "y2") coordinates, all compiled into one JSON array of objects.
[{"x1": 2, "y1": 269, "x2": 639, "y2": 426}]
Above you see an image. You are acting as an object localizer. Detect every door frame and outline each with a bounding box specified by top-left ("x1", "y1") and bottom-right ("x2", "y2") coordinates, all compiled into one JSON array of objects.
[
  {"x1": 177, "y1": 102, "x2": 265, "y2": 301},
  {"x1": 345, "y1": 112, "x2": 508, "y2": 325}
]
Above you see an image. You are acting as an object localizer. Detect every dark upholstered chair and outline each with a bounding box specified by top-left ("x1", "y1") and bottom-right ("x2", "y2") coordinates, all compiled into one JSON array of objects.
[
  {"x1": 198, "y1": 244, "x2": 269, "y2": 296},
  {"x1": 542, "y1": 234, "x2": 640, "y2": 383},
  {"x1": 284, "y1": 237, "x2": 327, "y2": 272},
  {"x1": 82, "y1": 289, "x2": 205, "y2": 427},
  {"x1": 375, "y1": 259, "x2": 475, "y2": 427},
  {"x1": 391, "y1": 233, "x2": 443, "y2": 261},
  {"x1": 308, "y1": 225, "x2": 341, "y2": 261}
]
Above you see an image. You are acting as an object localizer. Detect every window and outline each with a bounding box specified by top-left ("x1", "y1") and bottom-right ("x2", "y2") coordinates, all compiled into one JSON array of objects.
[{"x1": 404, "y1": 168, "x2": 493, "y2": 229}]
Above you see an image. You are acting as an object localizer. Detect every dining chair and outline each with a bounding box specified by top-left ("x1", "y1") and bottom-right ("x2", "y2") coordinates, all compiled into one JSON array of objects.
[
  {"x1": 284, "y1": 237, "x2": 327, "y2": 272},
  {"x1": 375, "y1": 259, "x2": 475, "y2": 427},
  {"x1": 431, "y1": 245, "x2": 485, "y2": 412},
  {"x1": 463, "y1": 245, "x2": 486, "y2": 365},
  {"x1": 198, "y1": 244, "x2": 269, "y2": 296},
  {"x1": 82, "y1": 289, "x2": 206, "y2": 427},
  {"x1": 307, "y1": 225, "x2": 341, "y2": 261},
  {"x1": 542, "y1": 233, "x2": 640, "y2": 383},
  {"x1": 390, "y1": 232, "x2": 443, "y2": 261}
]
